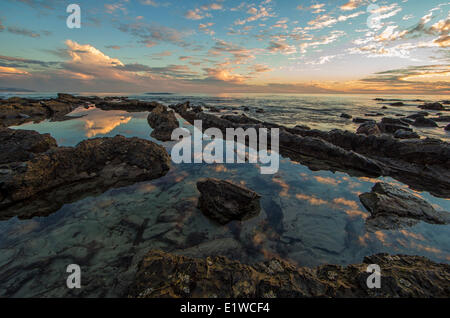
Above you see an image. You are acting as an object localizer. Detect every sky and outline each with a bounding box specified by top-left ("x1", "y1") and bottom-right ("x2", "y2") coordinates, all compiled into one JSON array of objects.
[{"x1": 0, "y1": 0, "x2": 448, "y2": 94}]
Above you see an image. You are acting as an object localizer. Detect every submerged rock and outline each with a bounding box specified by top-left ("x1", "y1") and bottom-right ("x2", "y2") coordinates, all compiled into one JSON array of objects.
[
  {"x1": 0, "y1": 134, "x2": 171, "y2": 220},
  {"x1": 172, "y1": 106, "x2": 450, "y2": 197},
  {"x1": 407, "y1": 112, "x2": 429, "y2": 120},
  {"x1": 412, "y1": 116, "x2": 438, "y2": 127},
  {"x1": 394, "y1": 129, "x2": 420, "y2": 139},
  {"x1": 340, "y1": 113, "x2": 352, "y2": 119},
  {"x1": 359, "y1": 182, "x2": 450, "y2": 230},
  {"x1": 390, "y1": 102, "x2": 405, "y2": 106},
  {"x1": 197, "y1": 178, "x2": 261, "y2": 225},
  {"x1": 129, "y1": 250, "x2": 450, "y2": 298},
  {"x1": 147, "y1": 104, "x2": 179, "y2": 141},
  {"x1": 419, "y1": 102, "x2": 445, "y2": 111},
  {"x1": 353, "y1": 118, "x2": 375, "y2": 124}
]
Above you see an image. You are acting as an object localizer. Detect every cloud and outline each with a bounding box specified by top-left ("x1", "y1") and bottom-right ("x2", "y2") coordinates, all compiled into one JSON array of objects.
[
  {"x1": 117, "y1": 22, "x2": 193, "y2": 47},
  {"x1": 0, "y1": 66, "x2": 29, "y2": 76},
  {"x1": 185, "y1": 3, "x2": 222, "y2": 20},
  {"x1": 300, "y1": 30, "x2": 346, "y2": 53},
  {"x1": 356, "y1": 64, "x2": 450, "y2": 93},
  {"x1": 340, "y1": 0, "x2": 364, "y2": 11},
  {"x1": 7, "y1": 26, "x2": 40, "y2": 38},
  {"x1": 235, "y1": 6, "x2": 273, "y2": 25},
  {"x1": 199, "y1": 22, "x2": 215, "y2": 35},
  {"x1": 268, "y1": 39, "x2": 297, "y2": 55}
]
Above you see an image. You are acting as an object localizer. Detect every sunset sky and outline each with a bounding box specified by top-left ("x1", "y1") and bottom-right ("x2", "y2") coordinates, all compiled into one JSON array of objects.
[{"x1": 0, "y1": 0, "x2": 448, "y2": 94}]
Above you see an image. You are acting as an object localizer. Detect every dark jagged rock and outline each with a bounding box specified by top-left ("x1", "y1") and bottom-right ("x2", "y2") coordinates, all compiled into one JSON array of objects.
[
  {"x1": 172, "y1": 107, "x2": 450, "y2": 197},
  {"x1": 353, "y1": 118, "x2": 375, "y2": 124},
  {"x1": 378, "y1": 117, "x2": 412, "y2": 134},
  {"x1": 446, "y1": 124, "x2": 450, "y2": 131},
  {"x1": 0, "y1": 128, "x2": 57, "y2": 164},
  {"x1": 359, "y1": 182, "x2": 450, "y2": 231},
  {"x1": 365, "y1": 112, "x2": 384, "y2": 117},
  {"x1": 340, "y1": 113, "x2": 352, "y2": 119},
  {"x1": 407, "y1": 112, "x2": 429, "y2": 120},
  {"x1": 95, "y1": 99, "x2": 162, "y2": 112},
  {"x1": 197, "y1": 178, "x2": 261, "y2": 225},
  {"x1": 129, "y1": 250, "x2": 450, "y2": 298},
  {"x1": 390, "y1": 102, "x2": 404, "y2": 106},
  {"x1": 356, "y1": 122, "x2": 381, "y2": 136},
  {"x1": 188, "y1": 112, "x2": 383, "y2": 177},
  {"x1": 431, "y1": 115, "x2": 450, "y2": 122},
  {"x1": 419, "y1": 102, "x2": 445, "y2": 111},
  {"x1": 0, "y1": 135, "x2": 171, "y2": 220},
  {"x1": 394, "y1": 129, "x2": 420, "y2": 139},
  {"x1": 147, "y1": 104, "x2": 179, "y2": 141},
  {"x1": 169, "y1": 101, "x2": 190, "y2": 114},
  {"x1": 412, "y1": 116, "x2": 438, "y2": 127},
  {"x1": 294, "y1": 124, "x2": 311, "y2": 130}
]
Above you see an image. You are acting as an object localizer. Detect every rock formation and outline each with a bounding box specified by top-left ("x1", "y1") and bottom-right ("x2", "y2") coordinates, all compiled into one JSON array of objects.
[
  {"x1": 0, "y1": 129, "x2": 171, "y2": 220},
  {"x1": 360, "y1": 182, "x2": 450, "y2": 230},
  {"x1": 128, "y1": 250, "x2": 450, "y2": 298},
  {"x1": 147, "y1": 104, "x2": 179, "y2": 141},
  {"x1": 197, "y1": 178, "x2": 261, "y2": 224}
]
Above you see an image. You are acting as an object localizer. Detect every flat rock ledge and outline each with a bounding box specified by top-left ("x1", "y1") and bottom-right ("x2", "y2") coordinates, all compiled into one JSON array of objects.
[
  {"x1": 197, "y1": 178, "x2": 261, "y2": 225},
  {"x1": 360, "y1": 182, "x2": 450, "y2": 231},
  {"x1": 0, "y1": 128, "x2": 171, "y2": 220},
  {"x1": 128, "y1": 250, "x2": 450, "y2": 298}
]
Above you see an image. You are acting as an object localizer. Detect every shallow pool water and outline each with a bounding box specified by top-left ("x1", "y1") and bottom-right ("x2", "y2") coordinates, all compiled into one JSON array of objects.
[{"x1": 1, "y1": 100, "x2": 449, "y2": 297}]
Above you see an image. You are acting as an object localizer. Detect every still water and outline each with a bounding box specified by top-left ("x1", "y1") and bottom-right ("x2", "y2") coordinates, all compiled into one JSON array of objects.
[{"x1": 0, "y1": 93, "x2": 449, "y2": 297}]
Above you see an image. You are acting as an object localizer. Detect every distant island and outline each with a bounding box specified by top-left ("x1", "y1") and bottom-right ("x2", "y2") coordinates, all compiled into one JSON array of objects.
[
  {"x1": 145, "y1": 92, "x2": 174, "y2": 95},
  {"x1": 0, "y1": 87, "x2": 35, "y2": 93}
]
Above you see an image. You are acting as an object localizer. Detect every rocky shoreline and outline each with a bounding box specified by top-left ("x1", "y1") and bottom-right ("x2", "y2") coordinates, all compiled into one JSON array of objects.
[
  {"x1": 129, "y1": 250, "x2": 450, "y2": 298},
  {"x1": 0, "y1": 128, "x2": 170, "y2": 220},
  {"x1": 1, "y1": 93, "x2": 449, "y2": 298},
  {"x1": 170, "y1": 102, "x2": 450, "y2": 198}
]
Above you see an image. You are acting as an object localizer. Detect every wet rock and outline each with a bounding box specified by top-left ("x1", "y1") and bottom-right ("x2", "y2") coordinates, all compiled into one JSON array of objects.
[
  {"x1": 407, "y1": 112, "x2": 429, "y2": 120},
  {"x1": 356, "y1": 122, "x2": 381, "y2": 136},
  {"x1": 390, "y1": 102, "x2": 405, "y2": 106},
  {"x1": 169, "y1": 101, "x2": 190, "y2": 115},
  {"x1": 394, "y1": 129, "x2": 420, "y2": 139},
  {"x1": 176, "y1": 108, "x2": 450, "y2": 197},
  {"x1": 191, "y1": 106, "x2": 203, "y2": 113},
  {"x1": 96, "y1": 98, "x2": 162, "y2": 112},
  {"x1": 446, "y1": 124, "x2": 450, "y2": 131},
  {"x1": 353, "y1": 118, "x2": 375, "y2": 124},
  {"x1": 129, "y1": 250, "x2": 450, "y2": 298},
  {"x1": 255, "y1": 108, "x2": 265, "y2": 113},
  {"x1": 419, "y1": 102, "x2": 445, "y2": 111},
  {"x1": 197, "y1": 178, "x2": 261, "y2": 225},
  {"x1": 147, "y1": 105, "x2": 179, "y2": 141},
  {"x1": 359, "y1": 182, "x2": 450, "y2": 230},
  {"x1": 0, "y1": 135, "x2": 171, "y2": 220},
  {"x1": 431, "y1": 115, "x2": 450, "y2": 122},
  {"x1": 0, "y1": 128, "x2": 57, "y2": 164},
  {"x1": 365, "y1": 112, "x2": 384, "y2": 117},
  {"x1": 411, "y1": 116, "x2": 438, "y2": 127},
  {"x1": 340, "y1": 113, "x2": 352, "y2": 119},
  {"x1": 294, "y1": 124, "x2": 311, "y2": 130}
]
